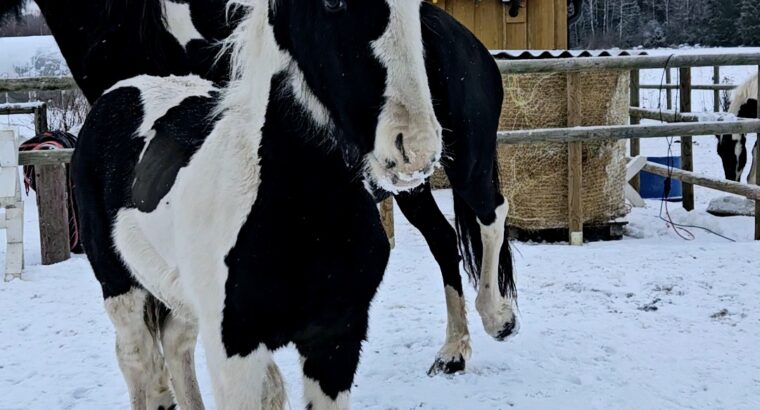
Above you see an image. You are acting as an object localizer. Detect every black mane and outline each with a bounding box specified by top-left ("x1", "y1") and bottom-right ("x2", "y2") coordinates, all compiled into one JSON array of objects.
[{"x1": 103, "y1": 0, "x2": 166, "y2": 45}]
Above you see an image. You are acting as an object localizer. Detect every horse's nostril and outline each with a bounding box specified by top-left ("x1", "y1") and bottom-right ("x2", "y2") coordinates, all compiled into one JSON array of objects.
[{"x1": 385, "y1": 159, "x2": 397, "y2": 170}]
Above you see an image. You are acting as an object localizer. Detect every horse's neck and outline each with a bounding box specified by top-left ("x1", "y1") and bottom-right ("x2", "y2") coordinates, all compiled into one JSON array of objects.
[{"x1": 36, "y1": 0, "x2": 188, "y2": 102}]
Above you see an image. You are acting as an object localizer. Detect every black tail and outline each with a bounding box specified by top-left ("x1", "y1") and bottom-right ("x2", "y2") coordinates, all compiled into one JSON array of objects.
[{"x1": 453, "y1": 160, "x2": 517, "y2": 301}]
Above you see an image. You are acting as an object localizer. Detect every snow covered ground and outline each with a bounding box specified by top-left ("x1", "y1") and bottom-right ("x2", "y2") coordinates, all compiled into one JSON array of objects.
[{"x1": 2, "y1": 47, "x2": 760, "y2": 409}]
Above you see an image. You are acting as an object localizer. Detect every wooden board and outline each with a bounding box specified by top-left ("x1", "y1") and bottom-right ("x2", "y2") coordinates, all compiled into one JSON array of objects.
[
  {"x1": 431, "y1": 0, "x2": 567, "y2": 50},
  {"x1": 474, "y1": 0, "x2": 505, "y2": 49},
  {"x1": 553, "y1": 0, "x2": 568, "y2": 49},
  {"x1": 527, "y1": 0, "x2": 556, "y2": 49}
]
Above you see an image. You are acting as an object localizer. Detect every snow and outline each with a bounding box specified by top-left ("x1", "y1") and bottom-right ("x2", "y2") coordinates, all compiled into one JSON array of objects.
[
  {"x1": 0, "y1": 35, "x2": 68, "y2": 79},
  {"x1": 707, "y1": 196, "x2": 755, "y2": 217},
  {"x1": 2, "y1": 47, "x2": 760, "y2": 409}
]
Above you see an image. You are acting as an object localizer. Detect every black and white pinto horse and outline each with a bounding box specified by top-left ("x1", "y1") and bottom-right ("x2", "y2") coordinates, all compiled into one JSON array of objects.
[
  {"x1": 717, "y1": 73, "x2": 758, "y2": 183},
  {"x1": 2, "y1": 0, "x2": 517, "y2": 381},
  {"x1": 73, "y1": 0, "x2": 443, "y2": 408}
]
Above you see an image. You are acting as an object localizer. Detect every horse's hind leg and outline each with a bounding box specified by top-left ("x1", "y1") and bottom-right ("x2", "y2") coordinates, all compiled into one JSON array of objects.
[
  {"x1": 78, "y1": 206, "x2": 175, "y2": 408},
  {"x1": 394, "y1": 184, "x2": 471, "y2": 376},
  {"x1": 160, "y1": 312, "x2": 205, "y2": 410},
  {"x1": 104, "y1": 288, "x2": 176, "y2": 410}
]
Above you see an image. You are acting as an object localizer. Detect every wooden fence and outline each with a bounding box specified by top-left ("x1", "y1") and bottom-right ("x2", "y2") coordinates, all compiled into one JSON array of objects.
[
  {"x1": 3, "y1": 52, "x2": 760, "y2": 261},
  {"x1": 2, "y1": 101, "x2": 73, "y2": 265},
  {"x1": 497, "y1": 52, "x2": 760, "y2": 244}
]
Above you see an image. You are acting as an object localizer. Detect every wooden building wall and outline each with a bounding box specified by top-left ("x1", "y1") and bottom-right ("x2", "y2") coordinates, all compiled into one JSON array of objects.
[{"x1": 430, "y1": 0, "x2": 568, "y2": 50}]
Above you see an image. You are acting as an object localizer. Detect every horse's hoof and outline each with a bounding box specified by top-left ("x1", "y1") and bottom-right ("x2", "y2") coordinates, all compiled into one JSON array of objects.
[
  {"x1": 427, "y1": 355, "x2": 465, "y2": 376},
  {"x1": 494, "y1": 319, "x2": 519, "y2": 342}
]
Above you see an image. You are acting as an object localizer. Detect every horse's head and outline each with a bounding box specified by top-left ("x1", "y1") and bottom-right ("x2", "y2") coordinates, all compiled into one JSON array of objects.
[
  {"x1": 716, "y1": 134, "x2": 747, "y2": 182},
  {"x1": 266, "y1": 0, "x2": 442, "y2": 192}
]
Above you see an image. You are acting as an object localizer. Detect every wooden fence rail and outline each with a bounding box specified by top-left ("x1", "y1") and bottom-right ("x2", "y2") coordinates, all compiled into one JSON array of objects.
[
  {"x1": 497, "y1": 120, "x2": 760, "y2": 145},
  {"x1": 0, "y1": 77, "x2": 78, "y2": 93},
  {"x1": 639, "y1": 84, "x2": 736, "y2": 91},
  {"x1": 642, "y1": 161, "x2": 760, "y2": 200},
  {"x1": 628, "y1": 107, "x2": 744, "y2": 123},
  {"x1": 497, "y1": 52, "x2": 760, "y2": 74}
]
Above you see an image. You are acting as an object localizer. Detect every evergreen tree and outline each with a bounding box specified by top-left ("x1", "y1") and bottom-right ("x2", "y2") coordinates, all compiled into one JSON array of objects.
[{"x1": 740, "y1": 0, "x2": 760, "y2": 46}]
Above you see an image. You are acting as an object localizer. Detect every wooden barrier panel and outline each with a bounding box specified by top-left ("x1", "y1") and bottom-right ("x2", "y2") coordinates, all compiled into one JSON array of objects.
[{"x1": 0, "y1": 128, "x2": 23, "y2": 280}]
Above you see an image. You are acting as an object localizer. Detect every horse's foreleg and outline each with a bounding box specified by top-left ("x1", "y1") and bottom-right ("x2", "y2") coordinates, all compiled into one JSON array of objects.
[
  {"x1": 199, "y1": 319, "x2": 281, "y2": 410},
  {"x1": 295, "y1": 315, "x2": 368, "y2": 410},
  {"x1": 473, "y1": 195, "x2": 519, "y2": 341},
  {"x1": 394, "y1": 185, "x2": 471, "y2": 375}
]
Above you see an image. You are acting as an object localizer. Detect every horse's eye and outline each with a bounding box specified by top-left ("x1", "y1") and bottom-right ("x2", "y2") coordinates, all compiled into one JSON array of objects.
[{"x1": 324, "y1": 0, "x2": 347, "y2": 13}]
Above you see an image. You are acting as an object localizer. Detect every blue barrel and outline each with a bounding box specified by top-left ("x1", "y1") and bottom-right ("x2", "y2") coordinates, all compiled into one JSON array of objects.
[{"x1": 639, "y1": 156, "x2": 682, "y2": 201}]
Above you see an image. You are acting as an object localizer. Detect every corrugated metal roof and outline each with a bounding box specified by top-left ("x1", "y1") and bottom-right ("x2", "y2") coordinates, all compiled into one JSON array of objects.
[{"x1": 491, "y1": 50, "x2": 649, "y2": 60}]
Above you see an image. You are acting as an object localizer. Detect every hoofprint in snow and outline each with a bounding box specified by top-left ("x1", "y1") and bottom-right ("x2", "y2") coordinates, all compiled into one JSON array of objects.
[{"x1": 2, "y1": 46, "x2": 760, "y2": 409}]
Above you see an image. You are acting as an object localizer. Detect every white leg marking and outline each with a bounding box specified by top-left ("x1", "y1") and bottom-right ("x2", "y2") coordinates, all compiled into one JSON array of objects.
[
  {"x1": 303, "y1": 377, "x2": 350, "y2": 410},
  {"x1": 474, "y1": 201, "x2": 519, "y2": 339},
  {"x1": 105, "y1": 289, "x2": 174, "y2": 410},
  {"x1": 200, "y1": 333, "x2": 278, "y2": 410},
  {"x1": 262, "y1": 362, "x2": 287, "y2": 410},
  {"x1": 161, "y1": 313, "x2": 205, "y2": 410},
  {"x1": 429, "y1": 286, "x2": 471, "y2": 375}
]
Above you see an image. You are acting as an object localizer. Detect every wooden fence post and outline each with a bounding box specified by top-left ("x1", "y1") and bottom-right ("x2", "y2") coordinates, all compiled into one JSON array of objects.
[
  {"x1": 679, "y1": 67, "x2": 694, "y2": 211},
  {"x1": 34, "y1": 103, "x2": 48, "y2": 135},
  {"x1": 666, "y1": 68, "x2": 673, "y2": 110},
  {"x1": 35, "y1": 164, "x2": 70, "y2": 265},
  {"x1": 713, "y1": 66, "x2": 721, "y2": 113},
  {"x1": 567, "y1": 73, "x2": 583, "y2": 245},
  {"x1": 630, "y1": 69, "x2": 641, "y2": 193}
]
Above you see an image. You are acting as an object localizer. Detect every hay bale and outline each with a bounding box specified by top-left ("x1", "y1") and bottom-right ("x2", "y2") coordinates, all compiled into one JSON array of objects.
[{"x1": 498, "y1": 70, "x2": 629, "y2": 230}]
